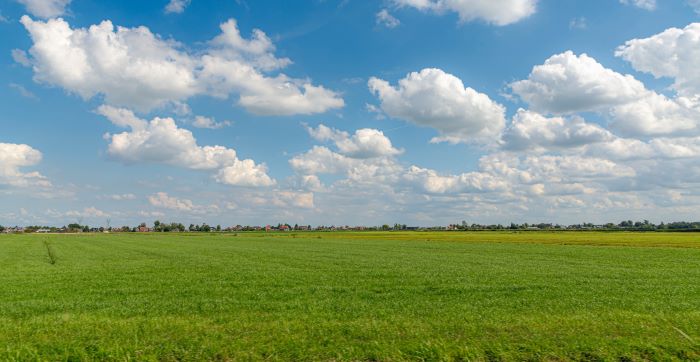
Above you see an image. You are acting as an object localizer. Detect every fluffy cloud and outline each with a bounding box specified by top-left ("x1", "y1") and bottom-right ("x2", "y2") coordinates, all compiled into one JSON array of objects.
[
  {"x1": 510, "y1": 51, "x2": 647, "y2": 114},
  {"x1": 289, "y1": 146, "x2": 401, "y2": 184},
  {"x1": 306, "y1": 124, "x2": 403, "y2": 158},
  {"x1": 227, "y1": 190, "x2": 317, "y2": 216},
  {"x1": 215, "y1": 160, "x2": 276, "y2": 188},
  {"x1": 165, "y1": 0, "x2": 190, "y2": 14},
  {"x1": 502, "y1": 109, "x2": 613, "y2": 151},
  {"x1": 104, "y1": 193, "x2": 136, "y2": 201},
  {"x1": 298, "y1": 174, "x2": 323, "y2": 191},
  {"x1": 291, "y1": 124, "x2": 406, "y2": 186},
  {"x1": 391, "y1": 0, "x2": 536, "y2": 26},
  {"x1": 192, "y1": 116, "x2": 231, "y2": 129},
  {"x1": 609, "y1": 92, "x2": 700, "y2": 136},
  {"x1": 583, "y1": 134, "x2": 700, "y2": 161},
  {"x1": 511, "y1": 51, "x2": 700, "y2": 137},
  {"x1": 0, "y1": 142, "x2": 51, "y2": 188},
  {"x1": 275, "y1": 191, "x2": 315, "y2": 209},
  {"x1": 291, "y1": 124, "x2": 635, "y2": 201},
  {"x1": 20, "y1": 16, "x2": 343, "y2": 115},
  {"x1": 583, "y1": 137, "x2": 655, "y2": 161},
  {"x1": 516, "y1": 154, "x2": 637, "y2": 180},
  {"x1": 16, "y1": 0, "x2": 70, "y2": 18},
  {"x1": 475, "y1": 153, "x2": 636, "y2": 188},
  {"x1": 403, "y1": 151, "x2": 637, "y2": 200},
  {"x1": 96, "y1": 105, "x2": 147, "y2": 130},
  {"x1": 21, "y1": 16, "x2": 198, "y2": 112},
  {"x1": 65, "y1": 206, "x2": 108, "y2": 218},
  {"x1": 290, "y1": 146, "x2": 351, "y2": 175},
  {"x1": 376, "y1": 9, "x2": 400, "y2": 28},
  {"x1": 648, "y1": 137, "x2": 700, "y2": 158},
  {"x1": 616, "y1": 23, "x2": 700, "y2": 97},
  {"x1": 148, "y1": 192, "x2": 195, "y2": 211},
  {"x1": 619, "y1": 0, "x2": 656, "y2": 10},
  {"x1": 369, "y1": 68, "x2": 506, "y2": 144},
  {"x1": 290, "y1": 146, "x2": 403, "y2": 184},
  {"x1": 98, "y1": 105, "x2": 275, "y2": 187},
  {"x1": 404, "y1": 166, "x2": 508, "y2": 194}
]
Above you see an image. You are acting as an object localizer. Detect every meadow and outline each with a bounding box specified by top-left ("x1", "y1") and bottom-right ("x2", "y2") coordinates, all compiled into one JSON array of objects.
[{"x1": 1, "y1": 231, "x2": 699, "y2": 361}]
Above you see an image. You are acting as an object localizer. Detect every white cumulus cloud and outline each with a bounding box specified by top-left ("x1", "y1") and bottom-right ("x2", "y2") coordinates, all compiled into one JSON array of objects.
[
  {"x1": 20, "y1": 16, "x2": 343, "y2": 115},
  {"x1": 511, "y1": 51, "x2": 700, "y2": 137},
  {"x1": 609, "y1": 92, "x2": 700, "y2": 136},
  {"x1": 369, "y1": 68, "x2": 506, "y2": 144},
  {"x1": 148, "y1": 192, "x2": 195, "y2": 211},
  {"x1": 391, "y1": 0, "x2": 537, "y2": 26},
  {"x1": 105, "y1": 193, "x2": 136, "y2": 201},
  {"x1": 0, "y1": 142, "x2": 51, "y2": 188},
  {"x1": 510, "y1": 51, "x2": 647, "y2": 114},
  {"x1": 16, "y1": 0, "x2": 70, "y2": 18},
  {"x1": 192, "y1": 116, "x2": 231, "y2": 129},
  {"x1": 502, "y1": 109, "x2": 614, "y2": 151},
  {"x1": 404, "y1": 165, "x2": 508, "y2": 194},
  {"x1": 165, "y1": 0, "x2": 190, "y2": 14},
  {"x1": 65, "y1": 206, "x2": 108, "y2": 218},
  {"x1": 306, "y1": 124, "x2": 403, "y2": 158},
  {"x1": 616, "y1": 23, "x2": 700, "y2": 97},
  {"x1": 97, "y1": 105, "x2": 275, "y2": 187}
]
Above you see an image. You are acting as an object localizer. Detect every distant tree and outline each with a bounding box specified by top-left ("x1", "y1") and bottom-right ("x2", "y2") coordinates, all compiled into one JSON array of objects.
[
  {"x1": 216, "y1": 225, "x2": 221, "y2": 232},
  {"x1": 189, "y1": 224, "x2": 195, "y2": 232}
]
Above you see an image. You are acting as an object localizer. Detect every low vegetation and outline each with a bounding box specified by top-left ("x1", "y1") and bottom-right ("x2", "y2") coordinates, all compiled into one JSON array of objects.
[{"x1": 1, "y1": 232, "x2": 699, "y2": 360}]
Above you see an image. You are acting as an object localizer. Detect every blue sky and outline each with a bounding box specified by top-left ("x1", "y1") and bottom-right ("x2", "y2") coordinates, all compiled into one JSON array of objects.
[{"x1": 2, "y1": 0, "x2": 700, "y2": 227}]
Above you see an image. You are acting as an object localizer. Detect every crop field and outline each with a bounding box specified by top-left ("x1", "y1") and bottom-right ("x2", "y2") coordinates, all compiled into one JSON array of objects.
[{"x1": 1, "y1": 231, "x2": 700, "y2": 361}]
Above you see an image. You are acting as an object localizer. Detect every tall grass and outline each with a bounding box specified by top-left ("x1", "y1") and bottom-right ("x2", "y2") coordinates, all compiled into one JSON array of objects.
[{"x1": 42, "y1": 239, "x2": 56, "y2": 265}]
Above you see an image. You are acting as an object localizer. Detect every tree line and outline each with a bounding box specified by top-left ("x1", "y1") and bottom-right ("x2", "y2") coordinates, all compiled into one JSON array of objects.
[
  {"x1": 448, "y1": 220, "x2": 700, "y2": 231},
  {"x1": 2, "y1": 220, "x2": 700, "y2": 233}
]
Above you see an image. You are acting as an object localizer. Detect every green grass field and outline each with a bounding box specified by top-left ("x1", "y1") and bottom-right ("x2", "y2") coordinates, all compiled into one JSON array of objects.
[{"x1": 1, "y1": 232, "x2": 699, "y2": 361}]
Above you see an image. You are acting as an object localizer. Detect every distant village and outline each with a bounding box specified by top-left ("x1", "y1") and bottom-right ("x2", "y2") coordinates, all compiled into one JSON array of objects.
[{"x1": 2, "y1": 220, "x2": 700, "y2": 234}]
